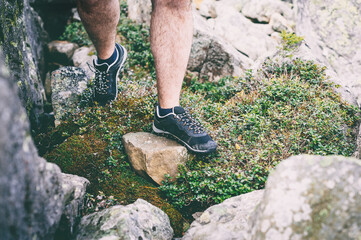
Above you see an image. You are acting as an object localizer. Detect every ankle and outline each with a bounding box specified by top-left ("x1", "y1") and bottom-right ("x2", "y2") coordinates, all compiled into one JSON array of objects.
[
  {"x1": 158, "y1": 105, "x2": 173, "y2": 117},
  {"x1": 97, "y1": 45, "x2": 118, "y2": 65}
]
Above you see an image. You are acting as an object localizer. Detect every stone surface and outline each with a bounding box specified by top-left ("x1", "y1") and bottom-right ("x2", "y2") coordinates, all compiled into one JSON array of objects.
[
  {"x1": 249, "y1": 155, "x2": 361, "y2": 239},
  {"x1": 127, "y1": 0, "x2": 152, "y2": 25},
  {"x1": 75, "y1": 199, "x2": 173, "y2": 240},
  {"x1": 182, "y1": 190, "x2": 264, "y2": 240},
  {"x1": 295, "y1": 0, "x2": 361, "y2": 107},
  {"x1": 122, "y1": 132, "x2": 189, "y2": 185},
  {"x1": 354, "y1": 127, "x2": 361, "y2": 159},
  {"x1": 241, "y1": 0, "x2": 294, "y2": 23},
  {"x1": 51, "y1": 66, "x2": 89, "y2": 126},
  {"x1": 211, "y1": 3, "x2": 276, "y2": 62},
  {"x1": 56, "y1": 173, "x2": 90, "y2": 239},
  {"x1": 270, "y1": 13, "x2": 293, "y2": 33},
  {"x1": 48, "y1": 40, "x2": 79, "y2": 66},
  {"x1": 72, "y1": 46, "x2": 96, "y2": 79},
  {"x1": 0, "y1": 0, "x2": 47, "y2": 129},
  {"x1": 0, "y1": 49, "x2": 64, "y2": 239},
  {"x1": 189, "y1": 14, "x2": 252, "y2": 81}
]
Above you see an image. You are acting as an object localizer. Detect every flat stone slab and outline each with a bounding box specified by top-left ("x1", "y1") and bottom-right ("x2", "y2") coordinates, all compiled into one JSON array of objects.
[{"x1": 122, "y1": 132, "x2": 189, "y2": 185}]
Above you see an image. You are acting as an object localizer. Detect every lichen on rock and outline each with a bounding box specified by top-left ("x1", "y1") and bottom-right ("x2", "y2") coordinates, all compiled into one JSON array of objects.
[
  {"x1": 249, "y1": 155, "x2": 361, "y2": 240},
  {"x1": 75, "y1": 199, "x2": 174, "y2": 240},
  {"x1": 0, "y1": 0, "x2": 47, "y2": 130},
  {"x1": 51, "y1": 66, "x2": 89, "y2": 126}
]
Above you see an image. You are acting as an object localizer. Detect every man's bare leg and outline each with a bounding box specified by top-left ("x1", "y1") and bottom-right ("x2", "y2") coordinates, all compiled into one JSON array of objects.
[
  {"x1": 77, "y1": 0, "x2": 120, "y2": 59},
  {"x1": 151, "y1": 0, "x2": 193, "y2": 108}
]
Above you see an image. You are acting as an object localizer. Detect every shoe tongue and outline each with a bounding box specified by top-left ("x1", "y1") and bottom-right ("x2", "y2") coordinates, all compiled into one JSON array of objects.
[{"x1": 173, "y1": 106, "x2": 185, "y2": 114}]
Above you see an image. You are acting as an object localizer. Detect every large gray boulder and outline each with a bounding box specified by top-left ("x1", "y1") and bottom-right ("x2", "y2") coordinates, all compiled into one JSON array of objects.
[
  {"x1": 0, "y1": 0, "x2": 47, "y2": 129},
  {"x1": 182, "y1": 190, "x2": 264, "y2": 240},
  {"x1": 0, "y1": 50, "x2": 64, "y2": 239},
  {"x1": 75, "y1": 199, "x2": 173, "y2": 240},
  {"x1": 249, "y1": 155, "x2": 361, "y2": 239},
  {"x1": 183, "y1": 155, "x2": 361, "y2": 239},
  {"x1": 295, "y1": 0, "x2": 361, "y2": 107}
]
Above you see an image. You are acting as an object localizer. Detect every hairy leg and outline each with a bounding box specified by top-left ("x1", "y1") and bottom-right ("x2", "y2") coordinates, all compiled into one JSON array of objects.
[
  {"x1": 151, "y1": 0, "x2": 193, "y2": 108},
  {"x1": 77, "y1": 0, "x2": 120, "y2": 59}
]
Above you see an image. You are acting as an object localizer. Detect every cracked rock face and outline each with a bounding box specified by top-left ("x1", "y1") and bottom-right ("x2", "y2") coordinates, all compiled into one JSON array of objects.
[
  {"x1": 75, "y1": 199, "x2": 173, "y2": 240},
  {"x1": 0, "y1": 0, "x2": 47, "y2": 129},
  {"x1": 56, "y1": 173, "x2": 90, "y2": 239},
  {"x1": 249, "y1": 155, "x2": 361, "y2": 240},
  {"x1": 295, "y1": 0, "x2": 361, "y2": 108},
  {"x1": 0, "y1": 50, "x2": 64, "y2": 240}
]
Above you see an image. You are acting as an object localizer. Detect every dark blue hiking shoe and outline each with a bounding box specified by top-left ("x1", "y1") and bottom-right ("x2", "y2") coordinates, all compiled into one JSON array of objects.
[
  {"x1": 153, "y1": 104, "x2": 217, "y2": 154},
  {"x1": 92, "y1": 43, "x2": 127, "y2": 106}
]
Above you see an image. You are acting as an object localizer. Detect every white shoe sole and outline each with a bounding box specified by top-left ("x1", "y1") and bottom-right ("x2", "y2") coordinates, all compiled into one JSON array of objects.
[{"x1": 152, "y1": 123, "x2": 216, "y2": 154}]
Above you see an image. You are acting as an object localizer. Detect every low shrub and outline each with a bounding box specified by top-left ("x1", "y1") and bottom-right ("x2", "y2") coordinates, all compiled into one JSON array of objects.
[{"x1": 160, "y1": 58, "x2": 360, "y2": 213}]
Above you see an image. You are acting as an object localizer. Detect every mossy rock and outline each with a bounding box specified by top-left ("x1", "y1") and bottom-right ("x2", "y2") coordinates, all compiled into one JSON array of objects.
[{"x1": 45, "y1": 130, "x2": 188, "y2": 236}]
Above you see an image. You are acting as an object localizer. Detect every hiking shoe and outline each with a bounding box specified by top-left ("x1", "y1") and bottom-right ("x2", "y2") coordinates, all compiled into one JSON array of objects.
[
  {"x1": 152, "y1": 104, "x2": 217, "y2": 154},
  {"x1": 92, "y1": 43, "x2": 127, "y2": 105}
]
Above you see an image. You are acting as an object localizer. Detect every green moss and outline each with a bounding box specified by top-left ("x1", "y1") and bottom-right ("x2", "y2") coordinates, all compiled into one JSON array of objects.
[
  {"x1": 306, "y1": 190, "x2": 332, "y2": 238},
  {"x1": 43, "y1": 84, "x2": 187, "y2": 236}
]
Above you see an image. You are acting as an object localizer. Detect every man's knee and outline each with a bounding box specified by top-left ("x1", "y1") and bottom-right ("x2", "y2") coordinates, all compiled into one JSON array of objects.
[{"x1": 152, "y1": 0, "x2": 192, "y2": 11}]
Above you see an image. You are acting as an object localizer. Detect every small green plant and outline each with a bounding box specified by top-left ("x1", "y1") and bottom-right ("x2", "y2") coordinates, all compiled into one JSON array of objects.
[
  {"x1": 188, "y1": 76, "x2": 247, "y2": 103},
  {"x1": 279, "y1": 30, "x2": 304, "y2": 57},
  {"x1": 60, "y1": 22, "x2": 92, "y2": 46}
]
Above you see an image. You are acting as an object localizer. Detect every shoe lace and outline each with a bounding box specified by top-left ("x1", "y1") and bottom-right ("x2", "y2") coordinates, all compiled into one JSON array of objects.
[
  {"x1": 88, "y1": 62, "x2": 109, "y2": 95},
  {"x1": 177, "y1": 110, "x2": 205, "y2": 134}
]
